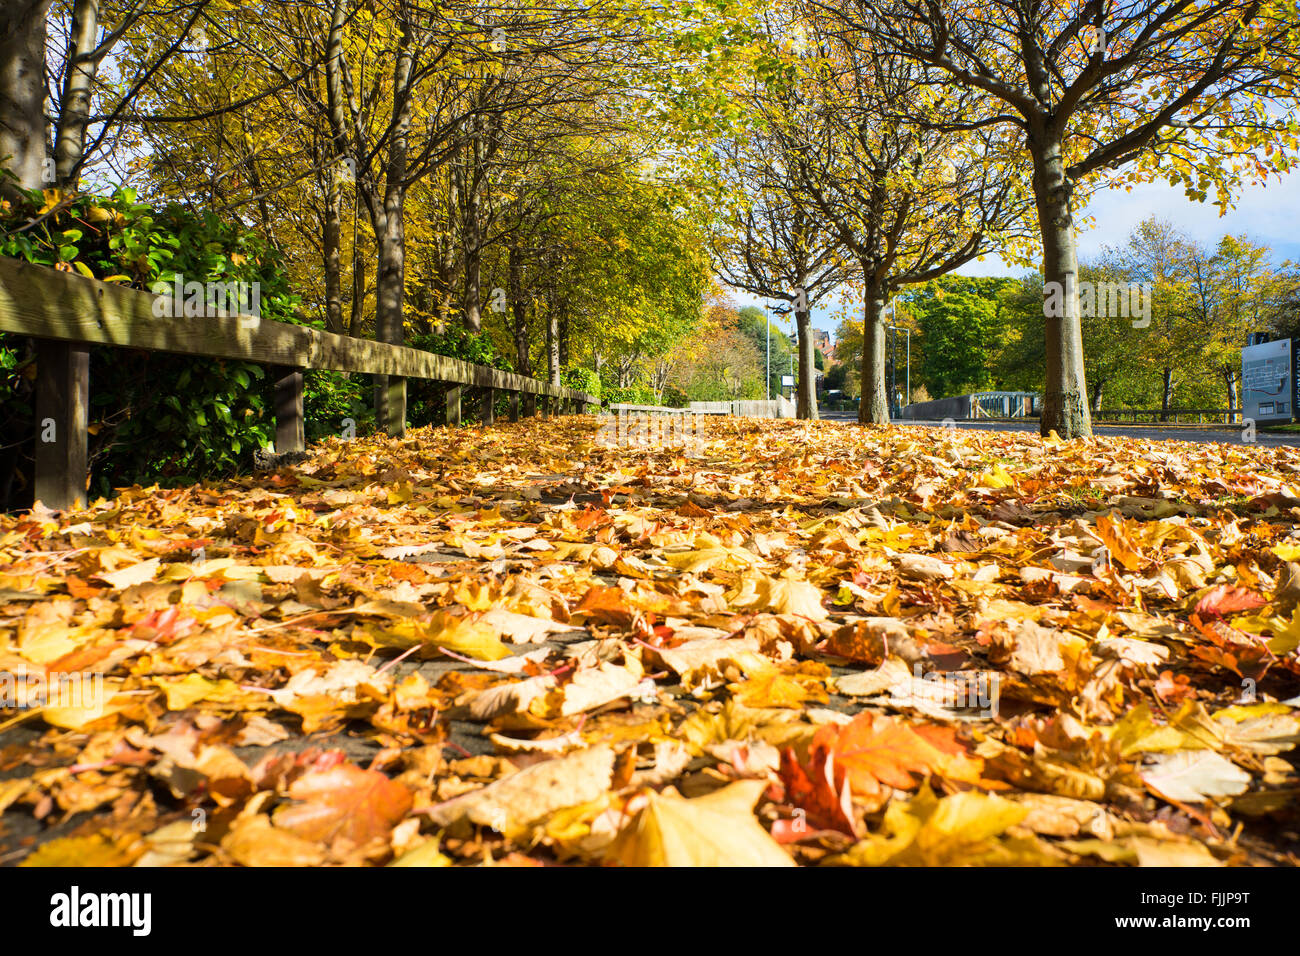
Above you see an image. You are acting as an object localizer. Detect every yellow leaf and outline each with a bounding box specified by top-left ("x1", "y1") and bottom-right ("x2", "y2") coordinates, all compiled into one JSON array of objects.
[
  {"x1": 21, "y1": 834, "x2": 137, "y2": 867},
  {"x1": 605, "y1": 780, "x2": 794, "y2": 867},
  {"x1": 728, "y1": 574, "x2": 827, "y2": 620},
  {"x1": 154, "y1": 674, "x2": 243, "y2": 711},
  {"x1": 389, "y1": 839, "x2": 452, "y2": 867},
  {"x1": 833, "y1": 786, "x2": 1054, "y2": 866},
  {"x1": 361, "y1": 610, "x2": 510, "y2": 660},
  {"x1": 38, "y1": 188, "x2": 63, "y2": 215}
]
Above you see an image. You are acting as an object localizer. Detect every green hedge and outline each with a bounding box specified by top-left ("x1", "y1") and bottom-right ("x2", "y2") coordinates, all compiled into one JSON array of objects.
[{"x1": 0, "y1": 186, "x2": 310, "y2": 507}]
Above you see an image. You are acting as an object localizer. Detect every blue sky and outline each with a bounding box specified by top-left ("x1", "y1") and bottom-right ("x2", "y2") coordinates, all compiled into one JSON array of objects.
[{"x1": 727, "y1": 172, "x2": 1300, "y2": 339}]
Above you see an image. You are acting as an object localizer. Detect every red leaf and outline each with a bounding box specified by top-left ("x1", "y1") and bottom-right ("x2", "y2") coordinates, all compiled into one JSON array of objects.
[{"x1": 1194, "y1": 585, "x2": 1267, "y2": 619}]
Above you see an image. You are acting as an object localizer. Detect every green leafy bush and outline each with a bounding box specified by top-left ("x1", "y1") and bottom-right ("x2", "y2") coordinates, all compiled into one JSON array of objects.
[
  {"x1": 0, "y1": 186, "x2": 301, "y2": 507},
  {"x1": 561, "y1": 366, "x2": 601, "y2": 400},
  {"x1": 304, "y1": 370, "x2": 372, "y2": 443},
  {"x1": 406, "y1": 326, "x2": 515, "y2": 426},
  {"x1": 603, "y1": 385, "x2": 657, "y2": 406}
]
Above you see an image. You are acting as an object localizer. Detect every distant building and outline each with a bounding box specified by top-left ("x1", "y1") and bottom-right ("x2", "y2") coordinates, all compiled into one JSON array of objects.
[{"x1": 805, "y1": 328, "x2": 833, "y2": 366}]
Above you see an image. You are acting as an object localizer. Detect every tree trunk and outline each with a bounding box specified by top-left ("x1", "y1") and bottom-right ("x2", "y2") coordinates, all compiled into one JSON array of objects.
[
  {"x1": 53, "y1": 0, "x2": 99, "y2": 189},
  {"x1": 348, "y1": 255, "x2": 365, "y2": 337},
  {"x1": 1090, "y1": 378, "x2": 1104, "y2": 413},
  {"x1": 1030, "y1": 133, "x2": 1092, "y2": 438},
  {"x1": 546, "y1": 310, "x2": 560, "y2": 385},
  {"x1": 508, "y1": 241, "x2": 529, "y2": 374},
  {"x1": 1224, "y1": 368, "x2": 1238, "y2": 413},
  {"x1": 796, "y1": 305, "x2": 817, "y2": 420},
  {"x1": 371, "y1": 20, "x2": 412, "y2": 436},
  {"x1": 459, "y1": 149, "x2": 482, "y2": 332},
  {"x1": 0, "y1": 0, "x2": 52, "y2": 196},
  {"x1": 1161, "y1": 368, "x2": 1174, "y2": 421},
  {"x1": 373, "y1": 203, "x2": 407, "y2": 434},
  {"x1": 558, "y1": 310, "x2": 570, "y2": 370},
  {"x1": 859, "y1": 290, "x2": 889, "y2": 424},
  {"x1": 326, "y1": 0, "x2": 360, "y2": 338},
  {"x1": 322, "y1": 165, "x2": 344, "y2": 334}
]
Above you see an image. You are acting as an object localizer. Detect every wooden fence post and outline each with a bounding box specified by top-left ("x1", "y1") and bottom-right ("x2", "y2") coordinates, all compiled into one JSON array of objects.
[
  {"x1": 509, "y1": 391, "x2": 520, "y2": 422},
  {"x1": 373, "y1": 374, "x2": 407, "y2": 437},
  {"x1": 34, "y1": 340, "x2": 90, "y2": 510},
  {"x1": 482, "y1": 387, "x2": 495, "y2": 425},
  {"x1": 273, "y1": 366, "x2": 305, "y2": 453},
  {"x1": 446, "y1": 386, "x2": 462, "y2": 426},
  {"x1": 524, "y1": 393, "x2": 536, "y2": 417}
]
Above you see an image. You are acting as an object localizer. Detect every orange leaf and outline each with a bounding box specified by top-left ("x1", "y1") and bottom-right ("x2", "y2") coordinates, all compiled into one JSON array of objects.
[
  {"x1": 1194, "y1": 585, "x2": 1267, "y2": 619},
  {"x1": 1095, "y1": 512, "x2": 1144, "y2": 571},
  {"x1": 572, "y1": 586, "x2": 637, "y2": 627},
  {"x1": 275, "y1": 764, "x2": 413, "y2": 845}
]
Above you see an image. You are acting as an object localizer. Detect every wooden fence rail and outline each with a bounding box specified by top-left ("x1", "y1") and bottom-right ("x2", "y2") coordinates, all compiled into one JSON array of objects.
[{"x1": 0, "y1": 257, "x2": 598, "y2": 510}]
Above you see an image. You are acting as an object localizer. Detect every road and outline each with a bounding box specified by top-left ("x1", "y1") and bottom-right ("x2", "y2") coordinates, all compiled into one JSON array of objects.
[{"x1": 816, "y1": 409, "x2": 1300, "y2": 447}]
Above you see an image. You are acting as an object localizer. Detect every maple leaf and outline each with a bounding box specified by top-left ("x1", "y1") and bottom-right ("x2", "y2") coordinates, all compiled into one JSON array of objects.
[
  {"x1": 1095, "y1": 512, "x2": 1145, "y2": 571},
  {"x1": 778, "y1": 745, "x2": 859, "y2": 837},
  {"x1": 571, "y1": 586, "x2": 638, "y2": 627},
  {"x1": 274, "y1": 764, "x2": 413, "y2": 846},
  {"x1": 795, "y1": 712, "x2": 979, "y2": 804},
  {"x1": 1141, "y1": 751, "x2": 1251, "y2": 804},
  {"x1": 361, "y1": 610, "x2": 511, "y2": 660},
  {"x1": 222, "y1": 814, "x2": 327, "y2": 867},
  {"x1": 832, "y1": 786, "x2": 1056, "y2": 867},
  {"x1": 728, "y1": 574, "x2": 828, "y2": 620},
  {"x1": 1193, "y1": 585, "x2": 1268, "y2": 619},
  {"x1": 605, "y1": 780, "x2": 794, "y2": 867}
]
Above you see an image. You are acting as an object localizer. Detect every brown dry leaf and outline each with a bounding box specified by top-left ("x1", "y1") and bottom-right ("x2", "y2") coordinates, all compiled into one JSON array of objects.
[
  {"x1": 425, "y1": 745, "x2": 615, "y2": 839},
  {"x1": 222, "y1": 814, "x2": 328, "y2": 867},
  {"x1": 9, "y1": 414, "x2": 1300, "y2": 868},
  {"x1": 275, "y1": 763, "x2": 414, "y2": 845}
]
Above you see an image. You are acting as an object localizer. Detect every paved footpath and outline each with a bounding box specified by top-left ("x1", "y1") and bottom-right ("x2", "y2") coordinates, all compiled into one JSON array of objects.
[{"x1": 818, "y1": 410, "x2": 1298, "y2": 448}]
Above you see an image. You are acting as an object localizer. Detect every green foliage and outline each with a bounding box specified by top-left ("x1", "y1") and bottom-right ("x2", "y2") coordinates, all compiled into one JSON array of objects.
[
  {"x1": 824, "y1": 362, "x2": 849, "y2": 392},
  {"x1": 0, "y1": 186, "x2": 304, "y2": 506},
  {"x1": 910, "y1": 286, "x2": 996, "y2": 398},
  {"x1": 406, "y1": 326, "x2": 515, "y2": 426},
  {"x1": 603, "y1": 385, "x2": 658, "y2": 406},
  {"x1": 409, "y1": 326, "x2": 515, "y2": 372},
  {"x1": 304, "y1": 371, "x2": 372, "y2": 443},
  {"x1": 561, "y1": 366, "x2": 601, "y2": 400},
  {"x1": 735, "y1": 305, "x2": 793, "y2": 397}
]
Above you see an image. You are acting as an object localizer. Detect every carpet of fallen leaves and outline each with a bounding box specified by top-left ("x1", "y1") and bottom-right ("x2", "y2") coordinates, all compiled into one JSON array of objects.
[{"x1": 3, "y1": 416, "x2": 1300, "y2": 867}]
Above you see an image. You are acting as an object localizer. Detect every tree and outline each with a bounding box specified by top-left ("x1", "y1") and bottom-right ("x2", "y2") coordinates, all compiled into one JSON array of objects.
[
  {"x1": 1102, "y1": 218, "x2": 1211, "y2": 419},
  {"x1": 1203, "y1": 234, "x2": 1275, "y2": 412},
  {"x1": 710, "y1": 56, "x2": 848, "y2": 419},
  {"x1": 735, "y1": 305, "x2": 794, "y2": 399},
  {"x1": 669, "y1": 297, "x2": 767, "y2": 401},
  {"x1": 909, "y1": 285, "x2": 995, "y2": 399},
  {"x1": 763, "y1": 4, "x2": 1029, "y2": 423},
  {"x1": 845, "y1": 0, "x2": 1300, "y2": 437}
]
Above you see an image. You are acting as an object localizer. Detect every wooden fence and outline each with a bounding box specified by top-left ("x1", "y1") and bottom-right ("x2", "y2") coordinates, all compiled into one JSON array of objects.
[{"x1": 0, "y1": 257, "x2": 598, "y2": 510}]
